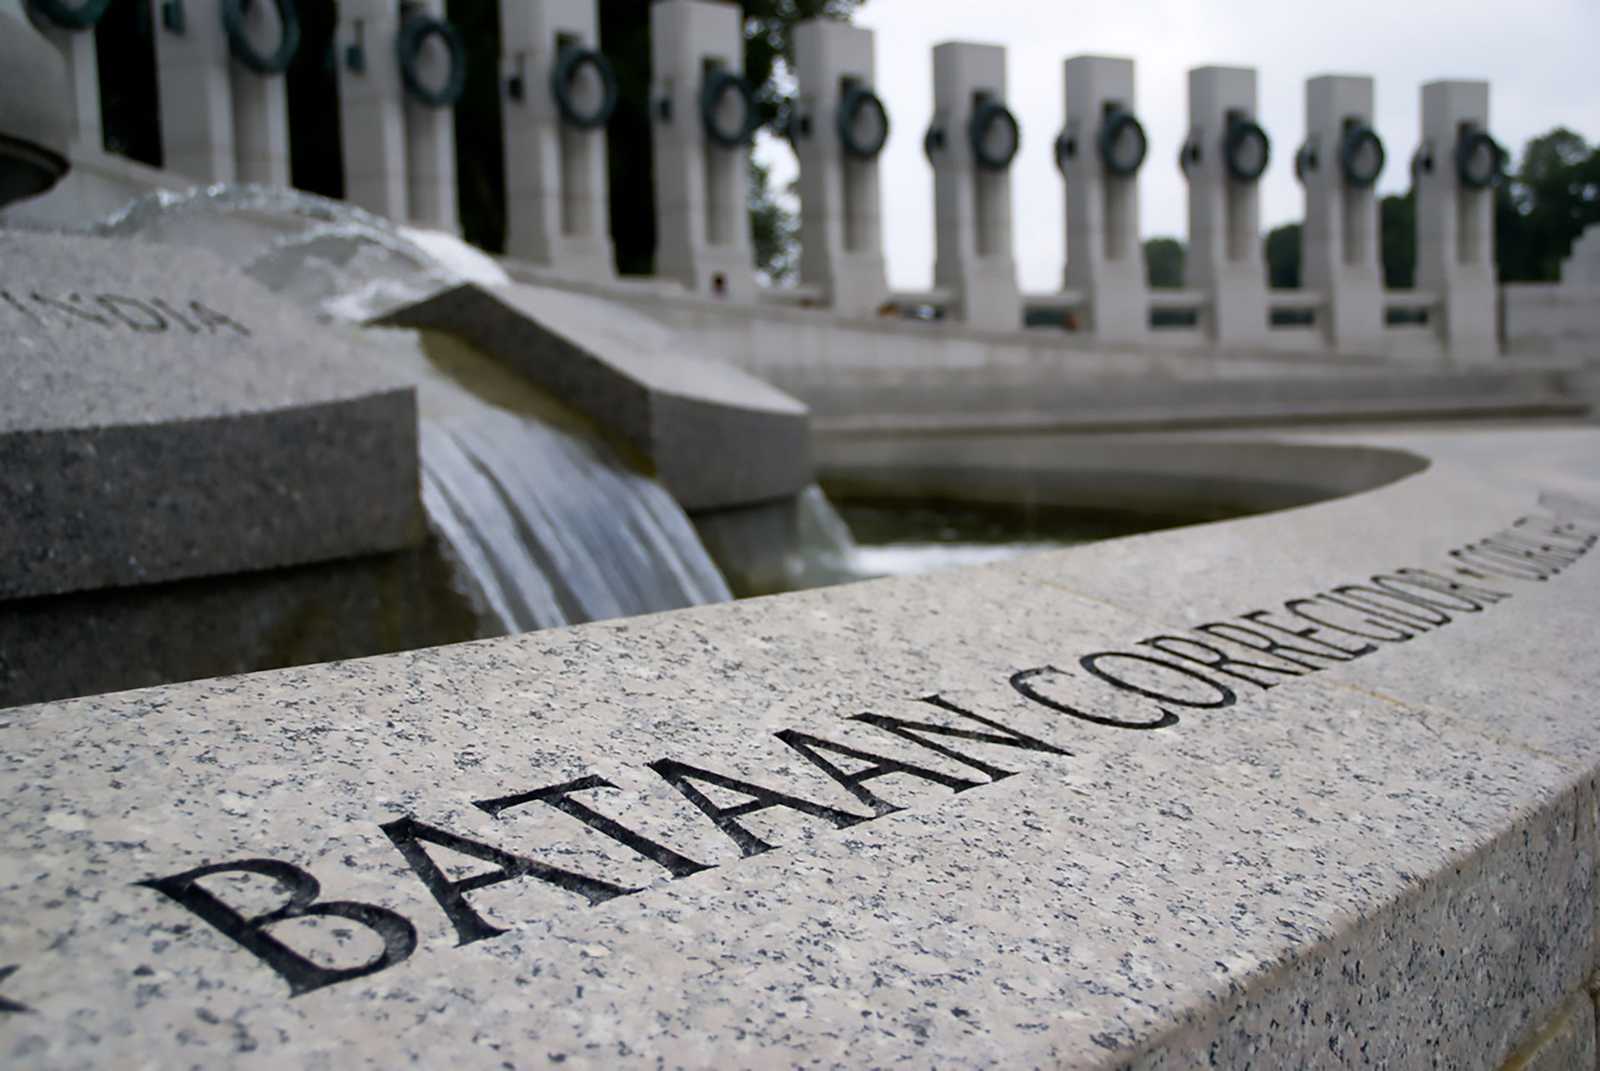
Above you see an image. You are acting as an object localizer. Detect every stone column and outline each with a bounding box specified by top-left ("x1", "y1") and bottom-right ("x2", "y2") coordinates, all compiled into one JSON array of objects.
[
  {"x1": 33, "y1": 12, "x2": 103, "y2": 154},
  {"x1": 1415, "y1": 79, "x2": 1498, "y2": 362},
  {"x1": 0, "y1": 0, "x2": 72, "y2": 207},
  {"x1": 650, "y1": 0, "x2": 755, "y2": 300},
  {"x1": 792, "y1": 18, "x2": 888, "y2": 317},
  {"x1": 154, "y1": 0, "x2": 238, "y2": 183},
  {"x1": 929, "y1": 41, "x2": 1020, "y2": 331},
  {"x1": 401, "y1": 0, "x2": 460, "y2": 232},
  {"x1": 337, "y1": 0, "x2": 408, "y2": 219},
  {"x1": 1299, "y1": 75, "x2": 1385, "y2": 356},
  {"x1": 151, "y1": 0, "x2": 292, "y2": 186},
  {"x1": 228, "y1": 0, "x2": 292, "y2": 185},
  {"x1": 501, "y1": 0, "x2": 614, "y2": 279},
  {"x1": 1183, "y1": 65, "x2": 1269, "y2": 347},
  {"x1": 1059, "y1": 54, "x2": 1147, "y2": 342}
]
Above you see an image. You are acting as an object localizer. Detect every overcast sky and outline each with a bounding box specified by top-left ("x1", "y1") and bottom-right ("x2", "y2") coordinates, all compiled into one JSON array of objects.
[{"x1": 754, "y1": 0, "x2": 1599, "y2": 292}]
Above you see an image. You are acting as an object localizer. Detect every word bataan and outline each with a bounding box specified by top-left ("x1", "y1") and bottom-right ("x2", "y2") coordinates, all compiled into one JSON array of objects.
[
  {"x1": 32, "y1": 504, "x2": 1600, "y2": 1006},
  {"x1": 0, "y1": 290, "x2": 250, "y2": 335}
]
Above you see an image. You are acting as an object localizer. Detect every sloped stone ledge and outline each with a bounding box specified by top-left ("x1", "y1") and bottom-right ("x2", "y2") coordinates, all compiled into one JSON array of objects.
[{"x1": 373, "y1": 281, "x2": 813, "y2": 512}]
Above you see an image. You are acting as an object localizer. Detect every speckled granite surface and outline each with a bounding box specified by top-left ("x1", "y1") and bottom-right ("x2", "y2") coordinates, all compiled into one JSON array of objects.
[
  {"x1": 0, "y1": 232, "x2": 422, "y2": 600},
  {"x1": 2, "y1": 426, "x2": 1599, "y2": 1068}
]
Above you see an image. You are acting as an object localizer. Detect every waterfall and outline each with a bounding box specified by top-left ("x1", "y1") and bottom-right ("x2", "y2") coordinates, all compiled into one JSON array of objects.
[
  {"x1": 796, "y1": 484, "x2": 858, "y2": 561},
  {"x1": 419, "y1": 412, "x2": 729, "y2": 633},
  {"x1": 94, "y1": 185, "x2": 732, "y2": 633},
  {"x1": 783, "y1": 484, "x2": 865, "y2": 590}
]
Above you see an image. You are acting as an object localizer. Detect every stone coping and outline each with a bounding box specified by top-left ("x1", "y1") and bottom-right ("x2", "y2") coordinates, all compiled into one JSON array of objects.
[
  {"x1": 800, "y1": 365, "x2": 1589, "y2": 433},
  {"x1": 0, "y1": 233, "x2": 422, "y2": 600},
  {"x1": 3, "y1": 425, "x2": 1600, "y2": 1067},
  {"x1": 817, "y1": 431, "x2": 1431, "y2": 519},
  {"x1": 373, "y1": 281, "x2": 813, "y2": 513}
]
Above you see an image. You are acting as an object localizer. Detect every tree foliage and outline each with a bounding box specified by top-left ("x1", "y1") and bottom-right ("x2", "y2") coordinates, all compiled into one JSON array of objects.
[
  {"x1": 1379, "y1": 192, "x2": 1416, "y2": 288},
  {"x1": 1264, "y1": 223, "x2": 1301, "y2": 289},
  {"x1": 1142, "y1": 237, "x2": 1185, "y2": 289},
  {"x1": 1495, "y1": 128, "x2": 1600, "y2": 282},
  {"x1": 749, "y1": 156, "x2": 800, "y2": 284}
]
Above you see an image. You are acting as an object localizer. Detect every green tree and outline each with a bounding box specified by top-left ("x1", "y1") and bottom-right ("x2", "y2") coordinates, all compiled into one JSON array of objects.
[
  {"x1": 1496, "y1": 128, "x2": 1600, "y2": 282},
  {"x1": 1143, "y1": 237, "x2": 1185, "y2": 288},
  {"x1": 749, "y1": 156, "x2": 799, "y2": 284},
  {"x1": 1380, "y1": 192, "x2": 1416, "y2": 288},
  {"x1": 1264, "y1": 223, "x2": 1301, "y2": 289}
]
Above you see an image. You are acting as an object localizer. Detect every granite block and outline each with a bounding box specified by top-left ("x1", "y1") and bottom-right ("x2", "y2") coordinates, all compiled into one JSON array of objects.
[
  {"x1": 1, "y1": 427, "x2": 1599, "y2": 1067},
  {"x1": 0, "y1": 232, "x2": 423, "y2": 600},
  {"x1": 372, "y1": 281, "x2": 813, "y2": 511},
  {"x1": 0, "y1": 538, "x2": 489, "y2": 710}
]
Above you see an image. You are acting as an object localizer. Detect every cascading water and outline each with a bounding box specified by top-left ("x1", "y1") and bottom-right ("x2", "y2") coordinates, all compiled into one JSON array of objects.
[
  {"x1": 418, "y1": 396, "x2": 730, "y2": 632},
  {"x1": 95, "y1": 185, "x2": 731, "y2": 633},
  {"x1": 785, "y1": 484, "x2": 863, "y2": 589}
]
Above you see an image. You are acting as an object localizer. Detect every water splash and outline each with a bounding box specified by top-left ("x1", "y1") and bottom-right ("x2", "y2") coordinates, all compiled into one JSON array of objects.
[
  {"x1": 781, "y1": 485, "x2": 865, "y2": 590},
  {"x1": 796, "y1": 484, "x2": 857, "y2": 561},
  {"x1": 97, "y1": 184, "x2": 732, "y2": 634}
]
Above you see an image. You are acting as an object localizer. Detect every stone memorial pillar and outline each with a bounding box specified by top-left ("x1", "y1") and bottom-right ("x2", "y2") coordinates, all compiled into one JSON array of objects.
[
  {"x1": 398, "y1": 0, "x2": 461, "y2": 232},
  {"x1": 1415, "y1": 79, "x2": 1499, "y2": 362},
  {"x1": 1058, "y1": 54, "x2": 1148, "y2": 342},
  {"x1": 1298, "y1": 74, "x2": 1385, "y2": 355},
  {"x1": 791, "y1": 18, "x2": 889, "y2": 317},
  {"x1": 1182, "y1": 65, "x2": 1270, "y2": 347},
  {"x1": 28, "y1": 0, "x2": 106, "y2": 155},
  {"x1": 500, "y1": 0, "x2": 615, "y2": 279},
  {"x1": 227, "y1": 0, "x2": 294, "y2": 185},
  {"x1": 927, "y1": 41, "x2": 1021, "y2": 331},
  {"x1": 155, "y1": 0, "x2": 296, "y2": 185},
  {"x1": 0, "y1": 0, "x2": 71, "y2": 206},
  {"x1": 337, "y1": 0, "x2": 408, "y2": 219},
  {"x1": 154, "y1": 0, "x2": 238, "y2": 183},
  {"x1": 650, "y1": 0, "x2": 756, "y2": 300}
]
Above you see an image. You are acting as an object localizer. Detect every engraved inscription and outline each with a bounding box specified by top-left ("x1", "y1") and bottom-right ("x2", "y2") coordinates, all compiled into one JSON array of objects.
[
  {"x1": 0, "y1": 290, "x2": 251, "y2": 336},
  {"x1": 112, "y1": 499, "x2": 1600, "y2": 1001},
  {"x1": 0, "y1": 964, "x2": 29, "y2": 1014},
  {"x1": 137, "y1": 859, "x2": 418, "y2": 997},
  {"x1": 380, "y1": 816, "x2": 638, "y2": 947},
  {"x1": 474, "y1": 775, "x2": 714, "y2": 880}
]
